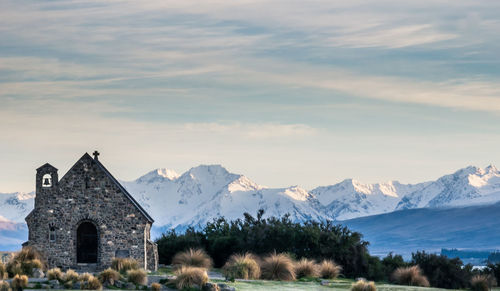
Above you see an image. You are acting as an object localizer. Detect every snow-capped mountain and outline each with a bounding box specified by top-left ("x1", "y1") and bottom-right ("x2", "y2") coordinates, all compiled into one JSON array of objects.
[
  {"x1": 1, "y1": 164, "x2": 500, "y2": 247},
  {"x1": 122, "y1": 165, "x2": 329, "y2": 234}
]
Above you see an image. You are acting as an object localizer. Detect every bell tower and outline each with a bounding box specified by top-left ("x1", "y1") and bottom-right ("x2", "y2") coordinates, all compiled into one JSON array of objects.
[{"x1": 35, "y1": 163, "x2": 59, "y2": 207}]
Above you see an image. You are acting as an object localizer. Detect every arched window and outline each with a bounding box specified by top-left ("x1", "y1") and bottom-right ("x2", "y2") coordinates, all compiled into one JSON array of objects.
[
  {"x1": 42, "y1": 174, "x2": 52, "y2": 188},
  {"x1": 49, "y1": 226, "x2": 56, "y2": 242}
]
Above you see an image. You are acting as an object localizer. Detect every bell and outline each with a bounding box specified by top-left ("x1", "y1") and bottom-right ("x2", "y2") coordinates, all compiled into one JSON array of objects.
[{"x1": 43, "y1": 178, "x2": 51, "y2": 186}]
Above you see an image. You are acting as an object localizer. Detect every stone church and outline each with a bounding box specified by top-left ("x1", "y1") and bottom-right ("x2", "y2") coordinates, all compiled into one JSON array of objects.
[{"x1": 24, "y1": 152, "x2": 158, "y2": 272}]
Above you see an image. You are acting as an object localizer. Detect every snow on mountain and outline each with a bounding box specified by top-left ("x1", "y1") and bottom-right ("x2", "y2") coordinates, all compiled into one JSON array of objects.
[
  {"x1": 0, "y1": 192, "x2": 34, "y2": 223},
  {"x1": 122, "y1": 165, "x2": 329, "y2": 234}
]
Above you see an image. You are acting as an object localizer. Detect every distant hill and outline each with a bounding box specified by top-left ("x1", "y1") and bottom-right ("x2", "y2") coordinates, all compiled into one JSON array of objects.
[{"x1": 342, "y1": 202, "x2": 500, "y2": 259}]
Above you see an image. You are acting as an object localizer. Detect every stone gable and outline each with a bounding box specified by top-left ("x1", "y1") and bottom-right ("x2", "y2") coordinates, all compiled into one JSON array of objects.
[{"x1": 25, "y1": 152, "x2": 158, "y2": 272}]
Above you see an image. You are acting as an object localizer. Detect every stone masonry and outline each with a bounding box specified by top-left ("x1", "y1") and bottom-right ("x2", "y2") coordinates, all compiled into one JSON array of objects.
[{"x1": 25, "y1": 152, "x2": 158, "y2": 272}]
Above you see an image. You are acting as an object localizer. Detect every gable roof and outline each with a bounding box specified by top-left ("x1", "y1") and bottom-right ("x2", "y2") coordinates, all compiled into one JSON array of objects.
[
  {"x1": 36, "y1": 163, "x2": 58, "y2": 171},
  {"x1": 60, "y1": 153, "x2": 154, "y2": 223},
  {"x1": 93, "y1": 157, "x2": 154, "y2": 223}
]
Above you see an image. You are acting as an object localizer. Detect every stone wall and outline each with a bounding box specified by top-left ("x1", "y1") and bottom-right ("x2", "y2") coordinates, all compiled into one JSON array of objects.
[{"x1": 25, "y1": 154, "x2": 156, "y2": 272}]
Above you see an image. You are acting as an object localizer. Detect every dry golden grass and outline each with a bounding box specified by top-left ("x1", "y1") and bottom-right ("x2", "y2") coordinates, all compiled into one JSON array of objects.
[
  {"x1": 6, "y1": 247, "x2": 46, "y2": 277},
  {"x1": 351, "y1": 280, "x2": 377, "y2": 291},
  {"x1": 79, "y1": 272, "x2": 93, "y2": 283},
  {"x1": 98, "y1": 268, "x2": 120, "y2": 285},
  {"x1": 86, "y1": 277, "x2": 103, "y2": 290},
  {"x1": 392, "y1": 266, "x2": 430, "y2": 287},
  {"x1": 11, "y1": 274, "x2": 28, "y2": 290},
  {"x1": 151, "y1": 282, "x2": 162, "y2": 291},
  {"x1": 260, "y1": 253, "x2": 296, "y2": 281},
  {"x1": 63, "y1": 269, "x2": 79, "y2": 283},
  {"x1": 0, "y1": 263, "x2": 6, "y2": 280},
  {"x1": 470, "y1": 275, "x2": 497, "y2": 291},
  {"x1": 294, "y1": 258, "x2": 318, "y2": 279},
  {"x1": 46, "y1": 268, "x2": 63, "y2": 281},
  {"x1": 111, "y1": 258, "x2": 139, "y2": 273},
  {"x1": 0, "y1": 280, "x2": 11, "y2": 291},
  {"x1": 174, "y1": 266, "x2": 209, "y2": 290},
  {"x1": 318, "y1": 260, "x2": 341, "y2": 279},
  {"x1": 223, "y1": 253, "x2": 261, "y2": 280},
  {"x1": 172, "y1": 248, "x2": 213, "y2": 269},
  {"x1": 127, "y1": 269, "x2": 147, "y2": 286}
]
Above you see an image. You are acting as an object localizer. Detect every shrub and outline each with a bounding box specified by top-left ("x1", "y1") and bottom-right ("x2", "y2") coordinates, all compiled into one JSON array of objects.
[
  {"x1": 174, "y1": 266, "x2": 208, "y2": 290},
  {"x1": 111, "y1": 258, "x2": 139, "y2": 273},
  {"x1": 151, "y1": 283, "x2": 162, "y2": 291},
  {"x1": 260, "y1": 253, "x2": 295, "y2": 281},
  {"x1": 351, "y1": 280, "x2": 377, "y2": 291},
  {"x1": 6, "y1": 247, "x2": 45, "y2": 277},
  {"x1": 222, "y1": 253, "x2": 261, "y2": 280},
  {"x1": 412, "y1": 251, "x2": 467, "y2": 289},
  {"x1": 392, "y1": 266, "x2": 430, "y2": 287},
  {"x1": 79, "y1": 272, "x2": 93, "y2": 283},
  {"x1": 98, "y1": 268, "x2": 120, "y2": 285},
  {"x1": 470, "y1": 275, "x2": 497, "y2": 291},
  {"x1": 46, "y1": 268, "x2": 63, "y2": 281},
  {"x1": 0, "y1": 264, "x2": 6, "y2": 280},
  {"x1": 319, "y1": 260, "x2": 341, "y2": 279},
  {"x1": 0, "y1": 281, "x2": 11, "y2": 291},
  {"x1": 86, "y1": 277, "x2": 103, "y2": 290},
  {"x1": 64, "y1": 269, "x2": 79, "y2": 282},
  {"x1": 172, "y1": 249, "x2": 213, "y2": 269},
  {"x1": 294, "y1": 258, "x2": 318, "y2": 279},
  {"x1": 127, "y1": 269, "x2": 147, "y2": 286},
  {"x1": 11, "y1": 274, "x2": 28, "y2": 291}
]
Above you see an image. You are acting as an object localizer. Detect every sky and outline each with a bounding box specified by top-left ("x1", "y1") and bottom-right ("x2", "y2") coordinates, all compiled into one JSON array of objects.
[{"x1": 1, "y1": 0, "x2": 500, "y2": 192}]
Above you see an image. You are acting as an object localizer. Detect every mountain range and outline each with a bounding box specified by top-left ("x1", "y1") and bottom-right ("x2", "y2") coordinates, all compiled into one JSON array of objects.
[{"x1": 1, "y1": 164, "x2": 499, "y2": 253}]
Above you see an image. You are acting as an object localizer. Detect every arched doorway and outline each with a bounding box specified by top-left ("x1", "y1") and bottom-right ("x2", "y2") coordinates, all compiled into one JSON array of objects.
[{"x1": 77, "y1": 221, "x2": 98, "y2": 263}]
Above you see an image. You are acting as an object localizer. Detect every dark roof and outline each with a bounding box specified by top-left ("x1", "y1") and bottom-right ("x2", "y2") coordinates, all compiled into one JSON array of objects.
[
  {"x1": 36, "y1": 163, "x2": 58, "y2": 171},
  {"x1": 93, "y1": 157, "x2": 155, "y2": 223}
]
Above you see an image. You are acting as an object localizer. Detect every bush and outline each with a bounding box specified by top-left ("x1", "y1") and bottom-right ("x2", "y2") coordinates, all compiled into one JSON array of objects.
[
  {"x1": 127, "y1": 269, "x2": 147, "y2": 286},
  {"x1": 79, "y1": 272, "x2": 93, "y2": 283},
  {"x1": 222, "y1": 253, "x2": 261, "y2": 280},
  {"x1": 98, "y1": 268, "x2": 120, "y2": 285},
  {"x1": 392, "y1": 266, "x2": 430, "y2": 287},
  {"x1": 151, "y1": 283, "x2": 162, "y2": 291},
  {"x1": 294, "y1": 258, "x2": 318, "y2": 279},
  {"x1": 470, "y1": 275, "x2": 497, "y2": 291},
  {"x1": 412, "y1": 251, "x2": 468, "y2": 289},
  {"x1": 319, "y1": 260, "x2": 341, "y2": 279},
  {"x1": 174, "y1": 266, "x2": 208, "y2": 290},
  {"x1": 381, "y1": 253, "x2": 407, "y2": 281},
  {"x1": 486, "y1": 263, "x2": 500, "y2": 286},
  {"x1": 172, "y1": 249, "x2": 213, "y2": 269},
  {"x1": 46, "y1": 268, "x2": 63, "y2": 281},
  {"x1": 11, "y1": 274, "x2": 28, "y2": 291},
  {"x1": 85, "y1": 277, "x2": 103, "y2": 290},
  {"x1": 6, "y1": 247, "x2": 45, "y2": 277},
  {"x1": 63, "y1": 269, "x2": 79, "y2": 283},
  {"x1": 111, "y1": 258, "x2": 139, "y2": 273},
  {"x1": 0, "y1": 281, "x2": 11, "y2": 291},
  {"x1": 0, "y1": 264, "x2": 6, "y2": 280},
  {"x1": 260, "y1": 253, "x2": 295, "y2": 281},
  {"x1": 351, "y1": 280, "x2": 377, "y2": 291}
]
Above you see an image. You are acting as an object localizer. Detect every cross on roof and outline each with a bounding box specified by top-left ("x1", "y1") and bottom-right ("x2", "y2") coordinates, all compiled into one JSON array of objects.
[{"x1": 93, "y1": 150, "x2": 100, "y2": 160}]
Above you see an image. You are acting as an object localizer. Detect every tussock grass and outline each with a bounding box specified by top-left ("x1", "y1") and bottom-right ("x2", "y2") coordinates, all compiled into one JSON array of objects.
[
  {"x1": 79, "y1": 272, "x2": 93, "y2": 283},
  {"x1": 111, "y1": 258, "x2": 139, "y2": 273},
  {"x1": 392, "y1": 265, "x2": 430, "y2": 287},
  {"x1": 85, "y1": 276, "x2": 103, "y2": 290},
  {"x1": 127, "y1": 269, "x2": 147, "y2": 286},
  {"x1": 0, "y1": 280, "x2": 11, "y2": 291},
  {"x1": 11, "y1": 274, "x2": 28, "y2": 290},
  {"x1": 470, "y1": 275, "x2": 497, "y2": 291},
  {"x1": 172, "y1": 248, "x2": 213, "y2": 269},
  {"x1": 318, "y1": 260, "x2": 341, "y2": 279},
  {"x1": 260, "y1": 253, "x2": 296, "y2": 281},
  {"x1": 151, "y1": 282, "x2": 162, "y2": 291},
  {"x1": 98, "y1": 268, "x2": 120, "y2": 285},
  {"x1": 46, "y1": 268, "x2": 63, "y2": 281},
  {"x1": 6, "y1": 247, "x2": 45, "y2": 277},
  {"x1": 223, "y1": 253, "x2": 261, "y2": 280},
  {"x1": 294, "y1": 258, "x2": 318, "y2": 279},
  {"x1": 351, "y1": 280, "x2": 377, "y2": 291},
  {"x1": 63, "y1": 269, "x2": 79, "y2": 283},
  {"x1": 173, "y1": 266, "x2": 208, "y2": 290},
  {"x1": 0, "y1": 263, "x2": 6, "y2": 280}
]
